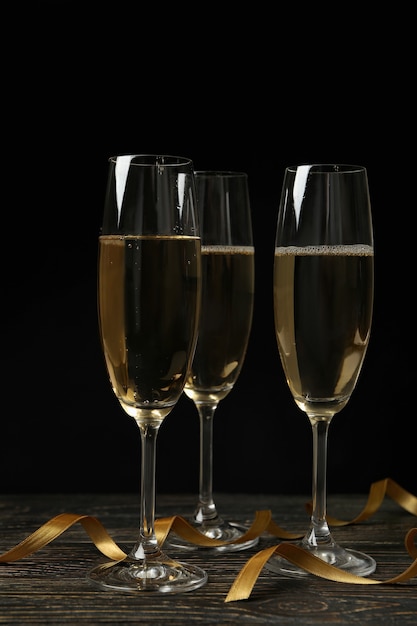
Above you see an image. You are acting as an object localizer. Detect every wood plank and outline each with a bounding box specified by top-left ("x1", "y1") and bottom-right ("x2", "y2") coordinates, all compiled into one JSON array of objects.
[{"x1": 0, "y1": 493, "x2": 415, "y2": 624}]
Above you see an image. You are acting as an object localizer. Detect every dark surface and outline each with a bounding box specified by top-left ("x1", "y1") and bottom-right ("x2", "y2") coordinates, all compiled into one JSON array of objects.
[
  {"x1": 0, "y1": 492, "x2": 416, "y2": 624},
  {"x1": 3, "y1": 3, "x2": 416, "y2": 495}
]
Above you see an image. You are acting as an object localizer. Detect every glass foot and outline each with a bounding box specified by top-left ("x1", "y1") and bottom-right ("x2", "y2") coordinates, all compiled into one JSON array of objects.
[
  {"x1": 87, "y1": 555, "x2": 208, "y2": 593},
  {"x1": 265, "y1": 541, "x2": 377, "y2": 578},
  {"x1": 166, "y1": 520, "x2": 259, "y2": 553}
]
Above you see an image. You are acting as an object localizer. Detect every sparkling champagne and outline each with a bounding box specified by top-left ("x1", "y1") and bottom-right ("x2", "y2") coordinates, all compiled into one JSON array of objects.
[
  {"x1": 98, "y1": 234, "x2": 201, "y2": 421},
  {"x1": 185, "y1": 245, "x2": 255, "y2": 404},
  {"x1": 274, "y1": 244, "x2": 374, "y2": 417}
]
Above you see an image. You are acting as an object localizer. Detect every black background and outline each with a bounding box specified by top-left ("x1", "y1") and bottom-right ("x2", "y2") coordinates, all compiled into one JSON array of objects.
[{"x1": 3, "y1": 3, "x2": 415, "y2": 497}]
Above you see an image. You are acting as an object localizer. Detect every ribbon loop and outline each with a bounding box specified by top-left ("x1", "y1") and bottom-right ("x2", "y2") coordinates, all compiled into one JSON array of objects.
[
  {"x1": 306, "y1": 478, "x2": 417, "y2": 526},
  {"x1": 225, "y1": 538, "x2": 417, "y2": 602},
  {"x1": 156, "y1": 509, "x2": 273, "y2": 547},
  {"x1": 0, "y1": 513, "x2": 127, "y2": 563}
]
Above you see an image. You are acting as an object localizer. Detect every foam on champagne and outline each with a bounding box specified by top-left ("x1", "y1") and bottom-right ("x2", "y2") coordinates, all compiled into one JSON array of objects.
[{"x1": 275, "y1": 244, "x2": 373, "y2": 256}]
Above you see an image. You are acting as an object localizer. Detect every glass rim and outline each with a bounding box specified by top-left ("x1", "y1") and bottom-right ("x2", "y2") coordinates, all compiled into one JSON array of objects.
[
  {"x1": 286, "y1": 164, "x2": 366, "y2": 174},
  {"x1": 108, "y1": 154, "x2": 194, "y2": 167}
]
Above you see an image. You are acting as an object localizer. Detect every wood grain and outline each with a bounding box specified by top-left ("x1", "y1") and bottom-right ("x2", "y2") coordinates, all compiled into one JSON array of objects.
[{"x1": 0, "y1": 493, "x2": 415, "y2": 624}]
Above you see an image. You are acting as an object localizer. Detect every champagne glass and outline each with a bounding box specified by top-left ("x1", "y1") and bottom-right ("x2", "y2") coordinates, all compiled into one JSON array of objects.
[
  {"x1": 267, "y1": 164, "x2": 376, "y2": 577},
  {"x1": 166, "y1": 170, "x2": 258, "y2": 552},
  {"x1": 88, "y1": 154, "x2": 207, "y2": 592}
]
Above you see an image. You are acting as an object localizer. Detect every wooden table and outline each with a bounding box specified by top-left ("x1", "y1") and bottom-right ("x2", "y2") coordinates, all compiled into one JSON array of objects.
[{"x1": 0, "y1": 492, "x2": 415, "y2": 624}]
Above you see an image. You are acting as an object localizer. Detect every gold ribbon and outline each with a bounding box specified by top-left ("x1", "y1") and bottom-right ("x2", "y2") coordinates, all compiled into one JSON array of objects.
[
  {"x1": 154, "y1": 508, "x2": 280, "y2": 546},
  {"x1": 0, "y1": 508, "x2": 295, "y2": 564},
  {"x1": 306, "y1": 477, "x2": 417, "y2": 526},
  {"x1": 0, "y1": 478, "x2": 415, "y2": 603},
  {"x1": 225, "y1": 528, "x2": 417, "y2": 602},
  {"x1": 226, "y1": 478, "x2": 417, "y2": 602},
  {"x1": 0, "y1": 513, "x2": 127, "y2": 563}
]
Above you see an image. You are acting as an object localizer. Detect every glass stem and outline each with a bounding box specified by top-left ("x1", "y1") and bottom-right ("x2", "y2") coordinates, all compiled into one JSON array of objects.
[
  {"x1": 193, "y1": 403, "x2": 222, "y2": 526},
  {"x1": 305, "y1": 416, "x2": 334, "y2": 547},
  {"x1": 130, "y1": 421, "x2": 162, "y2": 560}
]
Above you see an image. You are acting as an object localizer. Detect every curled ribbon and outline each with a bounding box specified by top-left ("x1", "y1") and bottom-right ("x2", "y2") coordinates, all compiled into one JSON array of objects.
[
  {"x1": 226, "y1": 478, "x2": 417, "y2": 602},
  {"x1": 0, "y1": 508, "x2": 297, "y2": 564},
  {"x1": 0, "y1": 478, "x2": 415, "y2": 603},
  {"x1": 154, "y1": 508, "x2": 280, "y2": 546},
  {"x1": 225, "y1": 528, "x2": 417, "y2": 602},
  {"x1": 306, "y1": 477, "x2": 417, "y2": 526},
  {"x1": 0, "y1": 513, "x2": 127, "y2": 563}
]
